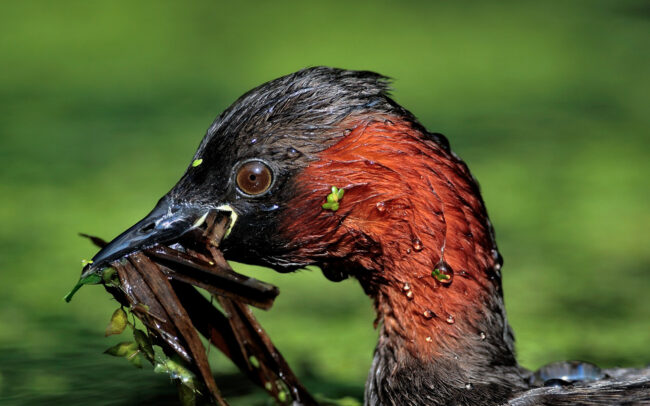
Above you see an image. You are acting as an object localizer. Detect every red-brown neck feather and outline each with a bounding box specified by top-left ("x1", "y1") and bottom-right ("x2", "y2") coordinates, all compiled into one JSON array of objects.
[{"x1": 282, "y1": 116, "x2": 507, "y2": 359}]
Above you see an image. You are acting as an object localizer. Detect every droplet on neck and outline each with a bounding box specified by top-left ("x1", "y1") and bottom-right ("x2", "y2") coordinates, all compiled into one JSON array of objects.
[
  {"x1": 376, "y1": 201, "x2": 386, "y2": 212},
  {"x1": 446, "y1": 314, "x2": 455, "y2": 324},
  {"x1": 432, "y1": 261, "x2": 454, "y2": 284},
  {"x1": 486, "y1": 268, "x2": 500, "y2": 281},
  {"x1": 406, "y1": 248, "x2": 412, "y2": 254},
  {"x1": 287, "y1": 147, "x2": 300, "y2": 158},
  {"x1": 425, "y1": 336, "x2": 433, "y2": 343},
  {"x1": 412, "y1": 239, "x2": 423, "y2": 251},
  {"x1": 423, "y1": 309, "x2": 436, "y2": 319},
  {"x1": 464, "y1": 383, "x2": 473, "y2": 390},
  {"x1": 402, "y1": 283, "x2": 414, "y2": 300},
  {"x1": 479, "y1": 332, "x2": 486, "y2": 340},
  {"x1": 491, "y1": 248, "x2": 503, "y2": 270}
]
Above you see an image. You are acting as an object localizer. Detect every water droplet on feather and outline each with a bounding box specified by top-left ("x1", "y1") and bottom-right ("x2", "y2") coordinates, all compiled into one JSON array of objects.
[
  {"x1": 423, "y1": 309, "x2": 435, "y2": 319},
  {"x1": 457, "y1": 270, "x2": 470, "y2": 278},
  {"x1": 531, "y1": 361, "x2": 604, "y2": 386},
  {"x1": 491, "y1": 248, "x2": 503, "y2": 270},
  {"x1": 425, "y1": 336, "x2": 433, "y2": 343},
  {"x1": 287, "y1": 147, "x2": 300, "y2": 158},
  {"x1": 432, "y1": 261, "x2": 454, "y2": 284},
  {"x1": 465, "y1": 383, "x2": 473, "y2": 390},
  {"x1": 412, "y1": 239, "x2": 423, "y2": 251},
  {"x1": 376, "y1": 201, "x2": 386, "y2": 212},
  {"x1": 479, "y1": 332, "x2": 486, "y2": 340},
  {"x1": 486, "y1": 269, "x2": 500, "y2": 281},
  {"x1": 401, "y1": 283, "x2": 414, "y2": 300},
  {"x1": 446, "y1": 314, "x2": 455, "y2": 324}
]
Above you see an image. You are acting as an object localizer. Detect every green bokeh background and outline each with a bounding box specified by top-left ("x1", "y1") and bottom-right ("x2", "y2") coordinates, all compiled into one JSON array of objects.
[{"x1": 1, "y1": 1, "x2": 648, "y2": 405}]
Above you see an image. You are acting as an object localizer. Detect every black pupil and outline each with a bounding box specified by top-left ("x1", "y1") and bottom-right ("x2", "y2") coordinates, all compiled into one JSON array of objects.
[{"x1": 237, "y1": 161, "x2": 271, "y2": 195}]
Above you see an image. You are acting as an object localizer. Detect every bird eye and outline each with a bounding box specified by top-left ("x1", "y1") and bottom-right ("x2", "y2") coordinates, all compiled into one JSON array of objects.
[{"x1": 235, "y1": 160, "x2": 273, "y2": 196}]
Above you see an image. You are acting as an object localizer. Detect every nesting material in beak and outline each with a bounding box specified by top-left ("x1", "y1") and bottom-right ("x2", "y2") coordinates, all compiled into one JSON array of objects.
[{"x1": 69, "y1": 212, "x2": 316, "y2": 406}]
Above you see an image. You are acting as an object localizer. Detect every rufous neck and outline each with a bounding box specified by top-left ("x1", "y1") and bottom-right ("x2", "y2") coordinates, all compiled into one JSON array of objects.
[
  {"x1": 362, "y1": 241, "x2": 528, "y2": 405},
  {"x1": 283, "y1": 116, "x2": 528, "y2": 402}
]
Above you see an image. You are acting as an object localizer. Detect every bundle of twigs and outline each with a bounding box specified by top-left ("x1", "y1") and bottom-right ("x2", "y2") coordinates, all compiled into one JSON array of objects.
[{"x1": 75, "y1": 212, "x2": 316, "y2": 405}]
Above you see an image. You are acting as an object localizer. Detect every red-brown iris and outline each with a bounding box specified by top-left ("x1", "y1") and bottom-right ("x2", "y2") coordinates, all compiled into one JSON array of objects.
[{"x1": 236, "y1": 161, "x2": 273, "y2": 196}]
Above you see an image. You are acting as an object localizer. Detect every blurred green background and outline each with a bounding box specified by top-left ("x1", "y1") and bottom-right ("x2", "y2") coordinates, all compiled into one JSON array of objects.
[{"x1": 1, "y1": 1, "x2": 648, "y2": 405}]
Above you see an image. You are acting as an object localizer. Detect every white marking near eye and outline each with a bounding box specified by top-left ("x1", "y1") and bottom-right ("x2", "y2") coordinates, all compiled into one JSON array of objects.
[{"x1": 215, "y1": 204, "x2": 239, "y2": 238}]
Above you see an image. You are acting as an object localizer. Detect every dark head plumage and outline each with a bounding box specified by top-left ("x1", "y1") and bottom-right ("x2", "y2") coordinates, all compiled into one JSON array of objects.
[{"x1": 164, "y1": 67, "x2": 446, "y2": 269}]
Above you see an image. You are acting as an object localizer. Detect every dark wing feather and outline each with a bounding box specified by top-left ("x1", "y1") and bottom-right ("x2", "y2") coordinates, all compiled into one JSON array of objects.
[{"x1": 509, "y1": 367, "x2": 650, "y2": 405}]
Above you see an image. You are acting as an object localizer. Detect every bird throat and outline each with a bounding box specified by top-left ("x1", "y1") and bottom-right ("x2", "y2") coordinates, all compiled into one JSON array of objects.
[{"x1": 284, "y1": 116, "x2": 528, "y2": 403}]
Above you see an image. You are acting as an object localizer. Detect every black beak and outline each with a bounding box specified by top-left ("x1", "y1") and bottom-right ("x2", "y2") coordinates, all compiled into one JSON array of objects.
[{"x1": 85, "y1": 195, "x2": 213, "y2": 274}]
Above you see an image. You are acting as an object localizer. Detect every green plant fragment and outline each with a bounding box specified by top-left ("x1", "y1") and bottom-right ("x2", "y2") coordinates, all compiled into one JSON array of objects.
[
  {"x1": 322, "y1": 202, "x2": 340, "y2": 211},
  {"x1": 63, "y1": 272, "x2": 102, "y2": 302},
  {"x1": 323, "y1": 186, "x2": 344, "y2": 211},
  {"x1": 133, "y1": 329, "x2": 155, "y2": 361},
  {"x1": 248, "y1": 355, "x2": 260, "y2": 368},
  {"x1": 192, "y1": 158, "x2": 203, "y2": 167},
  {"x1": 105, "y1": 308, "x2": 128, "y2": 336},
  {"x1": 127, "y1": 352, "x2": 143, "y2": 368},
  {"x1": 177, "y1": 380, "x2": 197, "y2": 406},
  {"x1": 104, "y1": 341, "x2": 139, "y2": 358},
  {"x1": 155, "y1": 357, "x2": 198, "y2": 391},
  {"x1": 102, "y1": 267, "x2": 119, "y2": 287}
]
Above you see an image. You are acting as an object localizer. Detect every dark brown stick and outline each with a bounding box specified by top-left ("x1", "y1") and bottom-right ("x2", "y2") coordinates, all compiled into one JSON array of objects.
[
  {"x1": 129, "y1": 254, "x2": 227, "y2": 406},
  {"x1": 145, "y1": 245, "x2": 278, "y2": 309},
  {"x1": 80, "y1": 213, "x2": 316, "y2": 405}
]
